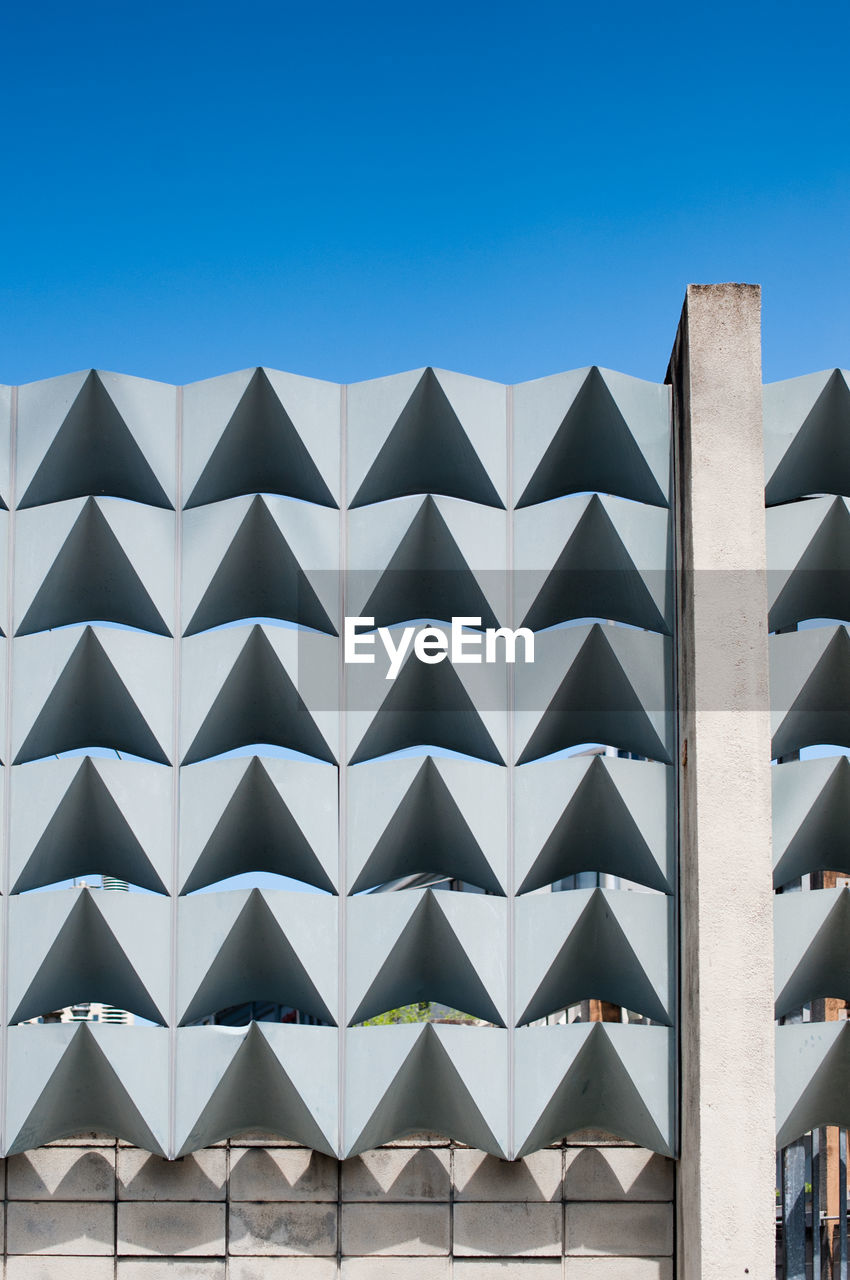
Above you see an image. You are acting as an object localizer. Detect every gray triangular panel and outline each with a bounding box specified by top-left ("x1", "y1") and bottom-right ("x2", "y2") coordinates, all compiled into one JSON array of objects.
[
  {"x1": 182, "y1": 627, "x2": 335, "y2": 765},
  {"x1": 348, "y1": 1024, "x2": 501, "y2": 1154},
  {"x1": 17, "y1": 499, "x2": 170, "y2": 636},
  {"x1": 7, "y1": 1024, "x2": 164, "y2": 1155},
  {"x1": 518, "y1": 756, "x2": 670, "y2": 894},
  {"x1": 12, "y1": 757, "x2": 167, "y2": 894},
  {"x1": 516, "y1": 1024, "x2": 668, "y2": 1156},
  {"x1": 186, "y1": 368, "x2": 336, "y2": 509},
  {"x1": 776, "y1": 889, "x2": 850, "y2": 1017},
  {"x1": 351, "y1": 369, "x2": 503, "y2": 509},
  {"x1": 11, "y1": 891, "x2": 165, "y2": 1025},
  {"x1": 517, "y1": 368, "x2": 667, "y2": 509},
  {"x1": 770, "y1": 497, "x2": 850, "y2": 631},
  {"x1": 775, "y1": 757, "x2": 850, "y2": 886},
  {"x1": 178, "y1": 1024, "x2": 333, "y2": 1156},
  {"x1": 767, "y1": 370, "x2": 850, "y2": 506},
  {"x1": 518, "y1": 890, "x2": 670, "y2": 1026},
  {"x1": 349, "y1": 657, "x2": 504, "y2": 766},
  {"x1": 772, "y1": 628, "x2": 850, "y2": 759},
  {"x1": 184, "y1": 496, "x2": 335, "y2": 636},
  {"x1": 180, "y1": 890, "x2": 335, "y2": 1026},
  {"x1": 517, "y1": 625, "x2": 670, "y2": 765},
  {"x1": 350, "y1": 757, "x2": 503, "y2": 895},
  {"x1": 19, "y1": 371, "x2": 171, "y2": 510},
  {"x1": 15, "y1": 628, "x2": 169, "y2": 765},
  {"x1": 777, "y1": 1024, "x2": 850, "y2": 1148},
  {"x1": 522, "y1": 495, "x2": 668, "y2": 634},
  {"x1": 361, "y1": 496, "x2": 499, "y2": 629},
  {"x1": 349, "y1": 892, "x2": 503, "y2": 1026},
  {"x1": 181, "y1": 758, "x2": 336, "y2": 895}
]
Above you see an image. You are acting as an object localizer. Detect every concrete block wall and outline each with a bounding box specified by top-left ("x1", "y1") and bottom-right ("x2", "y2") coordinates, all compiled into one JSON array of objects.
[{"x1": 0, "y1": 1136, "x2": 674, "y2": 1276}]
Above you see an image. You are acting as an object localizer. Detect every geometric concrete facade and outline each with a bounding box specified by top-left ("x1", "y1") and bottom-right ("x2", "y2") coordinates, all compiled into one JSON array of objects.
[{"x1": 0, "y1": 359, "x2": 675, "y2": 1162}]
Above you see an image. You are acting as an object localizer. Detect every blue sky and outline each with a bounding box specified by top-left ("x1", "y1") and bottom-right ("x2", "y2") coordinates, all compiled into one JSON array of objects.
[{"x1": 1, "y1": 0, "x2": 847, "y2": 388}]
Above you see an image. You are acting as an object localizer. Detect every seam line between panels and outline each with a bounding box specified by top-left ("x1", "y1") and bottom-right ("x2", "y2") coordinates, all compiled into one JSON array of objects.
[
  {"x1": 506, "y1": 381, "x2": 516, "y2": 1161},
  {"x1": 168, "y1": 383, "x2": 184, "y2": 1159},
  {"x1": 0, "y1": 384, "x2": 18, "y2": 1157},
  {"x1": 337, "y1": 380, "x2": 348, "y2": 1162}
]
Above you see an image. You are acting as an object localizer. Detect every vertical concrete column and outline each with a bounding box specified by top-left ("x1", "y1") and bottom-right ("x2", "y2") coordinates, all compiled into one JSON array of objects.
[{"x1": 668, "y1": 284, "x2": 775, "y2": 1278}]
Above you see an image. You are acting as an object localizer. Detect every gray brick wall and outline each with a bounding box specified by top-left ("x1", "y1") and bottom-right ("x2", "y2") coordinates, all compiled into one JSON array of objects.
[{"x1": 0, "y1": 1136, "x2": 674, "y2": 1276}]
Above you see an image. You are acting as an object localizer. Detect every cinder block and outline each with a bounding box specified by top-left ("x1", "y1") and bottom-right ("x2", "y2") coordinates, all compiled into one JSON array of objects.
[
  {"x1": 7, "y1": 1201, "x2": 114, "y2": 1255},
  {"x1": 117, "y1": 1202, "x2": 225, "y2": 1256},
  {"x1": 118, "y1": 1149, "x2": 226, "y2": 1200},
  {"x1": 117, "y1": 1264, "x2": 227, "y2": 1280},
  {"x1": 230, "y1": 1147, "x2": 338, "y2": 1201},
  {"x1": 454, "y1": 1263, "x2": 563, "y2": 1277},
  {"x1": 341, "y1": 1203, "x2": 449, "y2": 1256},
  {"x1": 6, "y1": 1259, "x2": 115, "y2": 1279},
  {"x1": 453, "y1": 1150, "x2": 562, "y2": 1202},
  {"x1": 341, "y1": 1260, "x2": 451, "y2": 1278},
  {"x1": 565, "y1": 1203, "x2": 674, "y2": 1257},
  {"x1": 342, "y1": 1148, "x2": 450, "y2": 1201},
  {"x1": 7, "y1": 1148, "x2": 116, "y2": 1200},
  {"x1": 229, "y1": 1202, "x2": 338, "y2": 1256},
  {"x1": 550, "y1": 1261, "x2": 673, "y2": 1279},
  {"x1": 453, "y1": 1203, "x2": 562, "y2": 1257},
  {"x1": 230, "y1": 1261, "x2": 339, "y2": 1279},
  {"x1": 563, "y1": 1148, "x2": 673, "y2": 1202}
]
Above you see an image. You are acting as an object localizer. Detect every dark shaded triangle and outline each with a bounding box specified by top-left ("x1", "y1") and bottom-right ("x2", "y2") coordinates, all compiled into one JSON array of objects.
[
  {"x1": 350, "y1": 368, "x2": 503, "y2": 509},
  {"x1": 776, "y1": 889, "x2": 850, "y2": 1017},
  {"x1": 186, "y1": 368, "x2": 336, "y2": 509},
  {"x1": 517, "y1": 367, "x2": 667, "y2": 509},
  {"x1": 518, "y1": 889, "x2": 670, "y2": 1025},
  {"x1": 18, "y1": 498, "x2": 170, "y2": 637},
  {"x1": 767, "y1": 371, "x2": 850, "y2": 506},
  {"x1": 516, "y1": 1023, "x2": 669, "y2": 1156},
  {"x1": 351, "y1": 757, "x2": 503, "y2": 894},
  {"x1": 19, "y1": 371, "x2": 171, "y2": 510},
  {"x1": 773, "y1": 629, "x2": 850, "y2": 759},
  {"x1": 775, "y1": 758, "x2": 850, "y2": 887},
  {"x1": 185, "y1": 497, "x2": 336, "y2": 636},
  {"x1": 11, "y1": 891, "x2": 165, "y2": 1024},
  {"x1": 778, "y1": 1025, "x2": 850, "y2": 1147},
  {"x1": 15, "y1": 627, "x2": 170, "y2": 765},
  {"x1": 770, "y1": 498, "x2": 850, "y2": 631},
  {"x1": 350, "y1": 1024, "x2": 501, "y2": 1154},
  {"x1": 8, "y1": 1024, "x2": 163, "y2": 1155},
  {"x1": 181, "y1": 758, "x2": 335, "y2": 894},
  {"x1": 178, "y1": 1023, "x2": 333, "y2": 1155},
  {"x1": 519, "y1": 756, "x2": 669, "y2": 894},
  {"x1": 13, "y1": 758, "x2": 167, "y2": 894},
  {"x1": 522, "y1": 495, "x2": 668, "y2": 634},
  {"x1": 182, "y1": 627, "x2": 335, "y2": 765},
  {"x1": 350, "y1": 891, "x2": 503, "y2": 1026},
  {"x1": 361, "y1": 496, "x2": 499, "y2": 629},
  {"x1": 517, "y1": 625, "x2": 670, "y2": 765},
  {"x1": 349, "y1": 656, "x2": 504, "y2": 765},
  {"x1": 180, "y1": 890, "x2": 335, "y2": 1025}
]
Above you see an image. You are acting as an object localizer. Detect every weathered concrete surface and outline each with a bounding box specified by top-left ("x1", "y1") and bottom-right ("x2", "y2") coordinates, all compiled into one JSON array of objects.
[
  {"x1": 117, "y1": 1201, "x2": 226, "y2": 1255},
  {"x1": 7, "y1": 1148, "x2": 116, "y2": 1200},
  {"x1": 668, "y1": 283, "x2": 775, "y2": 1279},
  {"x1": 6, "y1": 1201, "x2": 111, "y2": 1255},
  {"x1": 453, "y1": 1202, "x2": 563, "y2": 1256}
]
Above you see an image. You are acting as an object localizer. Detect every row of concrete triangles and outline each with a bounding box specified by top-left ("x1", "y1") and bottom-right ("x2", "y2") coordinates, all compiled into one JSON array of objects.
[
  {"x1": 11, "y1": 751, "x2": 669, "y2": 897},
  {"x1": 4, "y1": 1020, "x2": 673, "y2": 1159},
  {"x1": 8, "y1": 883, "x2": 669, "y2": 1032},
  {"x1": 12, "y1": 622, "x2": 669, "y2": 767},
  {"x1": 15, "y1": 490, "x2": 669, "y2": 639},
  {"x1": 18, "y1": 365, "x2": 668, "y2": 513}
]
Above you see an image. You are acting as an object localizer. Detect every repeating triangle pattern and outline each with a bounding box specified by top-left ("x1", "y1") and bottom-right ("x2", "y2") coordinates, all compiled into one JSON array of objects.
[{"x1": 4, "y1": 361, "x2": 675, "y2": 1162}]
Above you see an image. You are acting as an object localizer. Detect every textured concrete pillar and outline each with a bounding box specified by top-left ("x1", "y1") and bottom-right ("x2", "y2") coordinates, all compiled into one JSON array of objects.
[{"x1": 668, "y1": 284, "x2": 775, "y2": 1278}]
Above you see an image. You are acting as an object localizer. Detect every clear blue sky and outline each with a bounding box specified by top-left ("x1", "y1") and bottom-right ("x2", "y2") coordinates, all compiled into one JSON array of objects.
[{"x1": 1, "y1": 0, "x2": 847, "y2": 388}]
